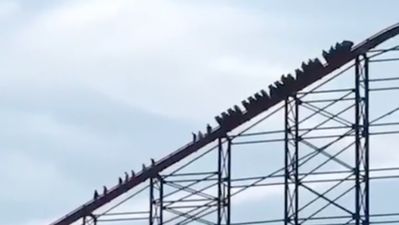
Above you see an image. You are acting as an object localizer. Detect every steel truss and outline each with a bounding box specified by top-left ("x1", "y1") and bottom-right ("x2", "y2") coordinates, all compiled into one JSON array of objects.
[
  {"x1": 282, "y1": 54, "x2": 370, "y2": 225},
  {"x1": 77, "y1": 42, "x2": 399, "y2": 225}
]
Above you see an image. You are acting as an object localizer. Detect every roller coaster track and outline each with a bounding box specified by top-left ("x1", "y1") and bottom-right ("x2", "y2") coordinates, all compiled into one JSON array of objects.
[{"x1": 51, "y1": 23, "x2": 399, "y2": 225}]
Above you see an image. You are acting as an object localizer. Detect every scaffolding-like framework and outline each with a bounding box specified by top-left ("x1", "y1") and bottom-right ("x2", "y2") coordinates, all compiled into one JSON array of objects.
[{"x1": 51, "y1": 25, "x2": 399, "y2": 225}]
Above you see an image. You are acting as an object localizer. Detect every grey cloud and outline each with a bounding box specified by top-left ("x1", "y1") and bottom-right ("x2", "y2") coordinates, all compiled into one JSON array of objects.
[{"x1": 1, "y1": 1, "x2": 399, "y2": 225}]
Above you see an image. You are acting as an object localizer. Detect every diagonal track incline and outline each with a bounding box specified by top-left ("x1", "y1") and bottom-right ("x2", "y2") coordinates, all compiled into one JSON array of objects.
[{"x1": 51, "y1": 23, "x2": 399, "y2": 225}]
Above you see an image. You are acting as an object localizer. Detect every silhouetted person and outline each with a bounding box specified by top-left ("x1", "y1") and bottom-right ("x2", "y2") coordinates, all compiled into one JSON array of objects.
[
  {"x1": 323, "y1": 46, "x2": 335, "y2": 64},
  {"x1": 269, "y1": 84, "x2": 277, "y2": 98},
  {"x1": 295, "y1": 69, "x2": 306, "y2": 86},
  {"x1": 341, "y1": 40, "x2": 354, "y2": 51},
  {"x1": 142, "y1": 164, "x2": 146, "y2": 171},
  {"x1": 206, "y1": 124, "x2": 212, "y2": 134},
  {"x1": 274, "y1": 81, "x2": 284, "y2": 90},
  {"x1": 215, "y1": 116, "x2": 223, "y2": 126},
  {"x1": 234, "y1": 105, "x2": 242, "y2": 114},
  {"x1": 198, "y1": 131, "x2": 203, "y2": 139},
  {"x1": 192, "y1": 132, "x2": 197, "y2": 142},
  {"x1": 322, "y1": 50, "x2": 330, "y2": 62},
  {"x1": 227, "y1": 108, "x2": 235, "y2": 116},
  {"x1": 335, "y1": 42, "x2": 342, "y2": 51},
  {"x1": 312, "y1": 58, "x2": 323, "y2": 70},
  {"x1": 254, "y1": 93, "x2": 262, "y2": 101},
  {"x1": 151, "y1": 158, "x2": 155, "y2": 166},
  {"x1": 103, "y1": 186, "x2": 108, "y2": 195},
  {"x1": 248, "y1": 96, "x2": 256, "y2": 104},
  {"x1": 221, "y1": 112, "x2": 229, "y2": 120},
  {"x1": 124, "y1": 172, "x2": 129, "y2": 182},
  {"x1": 260, "y1": 89, "x2": 268, "y2": 98},
  {"x1": 242, "y1": 100, "x2": 250, "y2": 110},
  {"x1": 301, "y1": 61, "x2": 309, "y2": 72},
  {"x1": 131, "y1": 170, "x2": 135, "y2": 177},
  {"x1": 94, "y1": 190, "x2": 99, "y2": 200},
  {"x1": 118, "y1": 177, "x2": 123, "y2": 185}
]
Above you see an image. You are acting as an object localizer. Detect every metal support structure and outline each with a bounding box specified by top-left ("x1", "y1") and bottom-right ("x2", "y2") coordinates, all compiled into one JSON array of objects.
[
  {"x1": 150, "y1": 176, "x2": 164, "y2": 225},
  {"x1": 76, "y1": 50, "x2": 398, "y2": 225},
  {"x1": 284, "y1": 95, "x2": 299, "y2": 225},
  {"x1": 49, "y1": 27, "x2": 399, "y2": 225},
  {"x1": 217, "y1": 137, "x2": 232, "y2": 225},
  {"x1": 281, "y1": 55, "x2": 372, "y2": 225},
  {"x1": 354, "y1": 54, "x2": 370, "y2": 225}
]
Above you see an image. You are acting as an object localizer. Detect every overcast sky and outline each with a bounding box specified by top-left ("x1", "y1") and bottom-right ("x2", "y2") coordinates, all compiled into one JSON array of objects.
[{"x1": 1, "y1": 1, "x2": 399, "y2": 225}]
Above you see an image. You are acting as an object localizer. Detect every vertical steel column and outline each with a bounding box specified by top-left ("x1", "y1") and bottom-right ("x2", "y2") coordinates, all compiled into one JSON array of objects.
[
  {"x1": 149, "y1": 176, "x2": 164, "y2": 225},
  {"x1": 91, "y1": 215, "x2": 97, "y2": 225},
  {"x1": 159, "y1": 176, "x2": 164, "y2": 225},
  {"x1": 294, "y1": 97, "x2": 299, "y2": 225},
  {"x1": 284, "y1": 99, "x2": 289, "y2": 225},
  {"x1": 226, "y1": 138, "x2": 232, "y2": 225},
  {"x1": 355, "y1": 55, "x2": 361, "y2": 225},
  {"x1": 149, "y1": 177, "x2": 155, "y2": 225},
  {"x1": 217, "y1": 137, "x2": 232, "y2": 225},
  {"x1": 364, "y1": 54, "x2": 370, "y2": 225},
  {"x1": 218, "y1": 138, "x2": 222, "y2": 225},
  {"x1": 284, "y1": 96, "x2": 299, "y2": 225},
  {"x1": 354, "y1": 55, "x2": 370, "y2": 225}
]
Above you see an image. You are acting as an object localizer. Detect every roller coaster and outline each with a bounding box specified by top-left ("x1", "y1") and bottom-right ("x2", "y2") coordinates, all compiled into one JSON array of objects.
[{"x1": 51, "y1": 23, "x2": 399, "y2": 225}]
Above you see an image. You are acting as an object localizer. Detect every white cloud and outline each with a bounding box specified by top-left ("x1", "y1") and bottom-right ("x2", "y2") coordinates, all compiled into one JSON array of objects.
[{"x1": 0, "y1": 0, "x2": 19, "y2": 18}]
